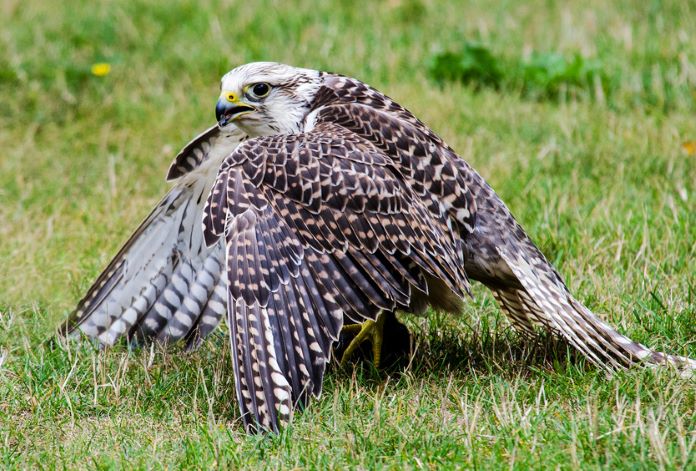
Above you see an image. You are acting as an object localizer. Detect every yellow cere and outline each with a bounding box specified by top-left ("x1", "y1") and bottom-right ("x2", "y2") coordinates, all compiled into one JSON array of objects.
[
  {"x1": 91, "y1": 62, "x2": 111, "y2": 77},
  {"x1": 224, "y1": 91, "x2": 237, "y2": 102}
]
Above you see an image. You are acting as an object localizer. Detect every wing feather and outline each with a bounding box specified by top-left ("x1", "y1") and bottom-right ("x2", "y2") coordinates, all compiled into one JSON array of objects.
[
  {"x1": 157, "y1": 247, "x2": 224, "y2": 343},
  {"x1": 166, "y1": 125, "x2": 247, "y2": 181},
  {"x1": 60, "y1": 126, "x2": 243, "y2": 350},
  {"x1": 312, "y1": 92, "x2": 478, "y2": 233},
  {"x1": 184, "y1": 275, "x2": 227, "y2": 351},
  {"x1": 203, "y1": 124, "x2": 469, "y2": 432}
]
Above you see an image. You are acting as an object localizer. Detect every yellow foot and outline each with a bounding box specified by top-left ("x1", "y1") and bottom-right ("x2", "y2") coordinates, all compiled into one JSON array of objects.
[{"x1": 339, "y1": 313, "x2": 387, "y2": 369}]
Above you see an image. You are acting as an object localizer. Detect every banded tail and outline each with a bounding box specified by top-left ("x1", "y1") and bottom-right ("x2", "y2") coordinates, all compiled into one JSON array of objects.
[{"x1": 464, "y1": 170, "x2": 696, "y2": 376}]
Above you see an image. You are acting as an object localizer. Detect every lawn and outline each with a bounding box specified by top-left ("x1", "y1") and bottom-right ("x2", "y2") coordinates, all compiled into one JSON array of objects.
[{"x1": 1, "y1": 0, "x2": 695, "y2": 468}]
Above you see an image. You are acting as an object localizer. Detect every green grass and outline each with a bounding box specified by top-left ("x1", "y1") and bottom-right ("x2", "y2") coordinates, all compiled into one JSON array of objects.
[{"x1": 1, "y1": 0, "x2": 695, "y2": 468}]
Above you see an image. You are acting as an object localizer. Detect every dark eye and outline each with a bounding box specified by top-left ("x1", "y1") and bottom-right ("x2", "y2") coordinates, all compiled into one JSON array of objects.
[{"x1": 249, "y1": 82, "x2": 271, "y2": 99}]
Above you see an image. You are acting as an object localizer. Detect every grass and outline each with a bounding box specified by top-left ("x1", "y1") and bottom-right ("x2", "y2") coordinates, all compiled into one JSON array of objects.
[{"x1": 1, "y1": 0, "x2": 695, "y2": 468}]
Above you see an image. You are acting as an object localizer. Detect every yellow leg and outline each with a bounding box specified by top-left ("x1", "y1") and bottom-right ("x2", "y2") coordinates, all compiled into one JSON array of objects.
[
  {"x1": 339, "y1": 313, "x2": 387, "y2": 368},
  {"x1": 340, "y1": 323, "x2": 365, "y2": 336},
  {"x1": 372, "y1": 314, "x2": 386, "y2": 368}
]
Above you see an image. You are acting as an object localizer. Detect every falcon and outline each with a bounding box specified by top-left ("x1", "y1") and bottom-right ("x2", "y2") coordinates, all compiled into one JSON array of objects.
[{"x1": 60, "y1": 62, "x2": 695, "y2": 433}]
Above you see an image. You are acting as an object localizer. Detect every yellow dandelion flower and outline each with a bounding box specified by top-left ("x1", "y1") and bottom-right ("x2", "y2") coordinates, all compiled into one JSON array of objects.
[
  {"x1": 91, "y1": 62, "x2": 111, "y2": 77},
  {"x1": 682, "y1": 141, "x2": 696, "y2": 156}
]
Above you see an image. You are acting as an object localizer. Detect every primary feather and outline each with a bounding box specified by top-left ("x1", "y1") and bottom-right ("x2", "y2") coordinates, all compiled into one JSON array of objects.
[{"x1": 60, "y1": 126, "x2": 245, "y2": 350}]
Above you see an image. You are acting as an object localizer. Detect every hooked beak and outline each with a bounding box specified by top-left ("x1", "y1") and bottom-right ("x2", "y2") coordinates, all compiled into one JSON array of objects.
[{"x1": 215, "y1": 93, "x2": 255, "y2": 127}]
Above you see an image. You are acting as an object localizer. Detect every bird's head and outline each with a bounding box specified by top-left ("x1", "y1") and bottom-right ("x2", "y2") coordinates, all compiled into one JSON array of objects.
[{"x1": 215, "y1": 62, "x2": 322, "y2": 136}]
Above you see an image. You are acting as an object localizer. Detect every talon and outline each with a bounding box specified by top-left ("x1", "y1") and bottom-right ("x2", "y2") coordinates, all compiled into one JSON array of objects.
[
  {"x1": 336, "y1": 312, "x2": 413, "y2": 369},
  {"x1": 339, "y1": 314, "x2": 388, "y2": 368}
]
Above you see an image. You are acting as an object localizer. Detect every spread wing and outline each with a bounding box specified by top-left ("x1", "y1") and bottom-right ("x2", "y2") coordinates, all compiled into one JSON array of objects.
[
  {"x1": 203, "y1": 122, "x2": 469, "y2": 432},
  {"x1": 60, "y1": 126, "x2": 242, "y2": 350}
]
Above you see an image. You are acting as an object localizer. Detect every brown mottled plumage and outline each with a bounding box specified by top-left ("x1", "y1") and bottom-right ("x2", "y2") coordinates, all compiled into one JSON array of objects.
[{"x1": 60, "y1": 62, "x2": 695, "y2": 434}]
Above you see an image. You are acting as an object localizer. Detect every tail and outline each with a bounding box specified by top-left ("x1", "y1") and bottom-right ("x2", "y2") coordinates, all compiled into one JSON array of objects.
[
  {"x1": 493, "y1": 244, "x2": 695, "y2": 376},
  {"x1": 461, "y1": 168, "x2": 695, "y2": 376},
  {"x1": 59, "y1": 126, "x2": 243, "y2": 350}
]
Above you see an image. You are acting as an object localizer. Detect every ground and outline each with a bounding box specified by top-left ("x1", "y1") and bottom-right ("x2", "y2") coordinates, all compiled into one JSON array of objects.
[{"x1": 1, "y1": 0, "x2": 694, "y2": 468}]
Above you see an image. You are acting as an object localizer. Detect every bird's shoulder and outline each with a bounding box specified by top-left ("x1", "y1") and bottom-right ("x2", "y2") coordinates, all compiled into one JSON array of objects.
[
  {"x1": 314, "y1": 74, "x2": 448, "y2": 145},
  {"x1": 222, "y1": 121, "x2": 390, "y2": 172},
  {"x1": 309, "y1": 75, "x2": 479, "y2": 234}
]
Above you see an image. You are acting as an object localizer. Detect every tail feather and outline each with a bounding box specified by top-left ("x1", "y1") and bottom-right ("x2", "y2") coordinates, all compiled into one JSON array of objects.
[
  {"x1": 490, "y1": 288, "x2": 537, "y2": 336},
  {"x1": 496, "y1": 246, "x2": 695, "y2": 374}
]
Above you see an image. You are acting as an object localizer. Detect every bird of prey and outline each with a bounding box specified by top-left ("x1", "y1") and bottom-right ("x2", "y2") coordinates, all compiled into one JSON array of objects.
[{"x1": 60, "y1": 62, "x2": 695, "y2": 433}]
